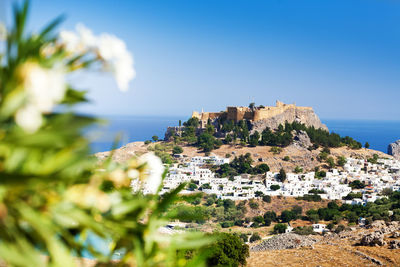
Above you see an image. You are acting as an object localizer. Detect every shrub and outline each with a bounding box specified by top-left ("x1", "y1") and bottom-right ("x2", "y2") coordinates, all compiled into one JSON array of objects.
[
  {"x1": 335, "y1": 224, "x2": 345, "y2": 233},
  {"x1": 283, "y1": 156, "x2": 290, "y2": 161},
  {"x1": 297, "y1": 194, "x2": 322, "y2": 202},
  {"x1": 252, "y1": 216, "x2": 264, "y2": 225},
  {"x1": 294, "y1": 166, "x2": 303, "y2": 173},
  {"x1": 273, "y1": 223, "x2": 288, "y2": 234},
  {"x1": 250, "y1": 233, "x2": 262, "y2": 243},
  {"x1": 172, "y1": 145, "x2": 183, "y2": 154},
  {"x1": 206, "y1": 233, "x2": 249, "y2": 267},
  {"x1": 277, "y1": 168, "x2": 287, "y2": 182},
  {"x1": 270, "y1": 184, "x2": 280, "y2": 191},
  {"x1": 249, "y1": 201, "x2": 259, "y2": 210},
  {"x1": 221, "y1": 221, "x2": 234, "y2": 228},
  {"x1": 293, "y1": 226, "x2": 314, "y2": 235},
  {"x1": 264, "y1": 211, "x2": 277, "y2": 222},
  {"x1": 349, "y1": 180, "x2": 365, "y2": 189},
  {"x1": 239, "y1": 233, "x2": 248, "y2": 243},
  {"x1": 280, "y1": 210, "x2": 297, "y2": 223},
  {"x1": 262, "y1": 195, "x2": 271, "y2": 203},
  {"x1": 270, "y1": 146, "x2": 282, "y2": 154}
]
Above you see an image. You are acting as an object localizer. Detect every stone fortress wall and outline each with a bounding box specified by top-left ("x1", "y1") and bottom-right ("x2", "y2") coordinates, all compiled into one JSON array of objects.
[{"x1": 191, "y1": 100, "x2": 328, "y2": 131}]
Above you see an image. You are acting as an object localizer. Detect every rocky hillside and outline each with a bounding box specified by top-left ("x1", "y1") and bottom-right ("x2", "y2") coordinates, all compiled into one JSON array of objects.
[
  {"x1": 388, "y1": 140, "x2": 400, "y2": 159},
  {"x1": 251, "y1": 106, "x2": 328, "y2": 133},
  {"x1": 95, "y1": 140, "x2": 391, "y2": 172},
  {"x1": 247, "y1": 221, "x2": 400, "y2": 266}
]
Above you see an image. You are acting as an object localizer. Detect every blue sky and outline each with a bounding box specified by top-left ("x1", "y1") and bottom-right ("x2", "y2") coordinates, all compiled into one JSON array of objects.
[{"x1": 12, "y1": 0, "x2": 400, "y2": 119}]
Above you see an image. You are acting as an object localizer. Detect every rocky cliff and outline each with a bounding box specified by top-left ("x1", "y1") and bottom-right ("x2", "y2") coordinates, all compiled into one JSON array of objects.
[
  {"x1": 388, "y1": 140, "x2": 400, "y2": 159},
  {"x1": 251, "y1": 106, "x2": 328, "y2": 133}
]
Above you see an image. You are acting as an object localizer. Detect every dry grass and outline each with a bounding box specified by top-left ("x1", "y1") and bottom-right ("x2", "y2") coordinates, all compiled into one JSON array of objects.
[
  {"x1": 242, "y1": 196, "x2": 333, "y2": 218},
  {"x1": 247, "y1": 243, "x2": 400, "y2": 267}
]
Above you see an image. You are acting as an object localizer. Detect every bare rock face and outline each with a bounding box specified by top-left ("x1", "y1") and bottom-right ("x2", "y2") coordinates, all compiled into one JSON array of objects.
[
  {"x1": 250, "y1": 233, "x2": 317, "y2": 251},
  {"x1": 391, "y1": 232, "x2": 400, "y2": 238},
  {"x1": 389, "y1": 240, "x2": 400, "y2": 249},
  {"x1": 251, "y1": 107, "x2": 328, "y2": 133},
  {"x1": 360, "y1": 231, "x2": 386, "y2": 246},
  {"x1": 388, "y1": 140, "x2": 400, "y2": 159},
  {"x1": 291, "y1": 130, "x2": 312, "y2": 149}
]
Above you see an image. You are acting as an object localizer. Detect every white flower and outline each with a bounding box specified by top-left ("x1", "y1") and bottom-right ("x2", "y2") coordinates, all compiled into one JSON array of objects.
[
  {"x1": 113, "y1": 54, "x2": 135, "y2": 91},
  {"x1": 76, "y1": 23, "x2": 97, "y2": 50},
  {"x1": 0, "y1": 22, "x2": 6, "y2": 41},
  {"x1": 66, "y1": 185, "x2": 111, "y2": 212},
  {"x1": 15, "y1": 62, "x2": 67, "y2": 132},
  {"x1": 135, "y1": 152, "x2": 164, "y2": 194},
  {"x1": 97, "y1": 33, "x2": 127, "y2": 60},
  {"x1": 127, "y1": 169, "x2": 139, "y2": 179},
  {"x1": 59, "y1": 30, "x2": 80, "y2": 53},
  {"x1": 98, "y1": 33, "x2": 136, "y2": 91},
  {"x1": 59, "y1": 24, "x2": 136, "y2": 91},
  {"x1": 22, "y1": 63, "x2": 66, "y2": 113},
  {"x1": 15, "y1": 104, "x2": 43, "y2": 133}
]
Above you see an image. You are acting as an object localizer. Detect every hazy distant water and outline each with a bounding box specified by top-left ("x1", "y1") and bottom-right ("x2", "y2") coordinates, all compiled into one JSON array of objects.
[
  {"x1": 88, "y1": 115, "x2": 185, "y2": 153},
  {"x1": 323, "y1": 119, "x2": 400, "y2": 153},
  {"x1": 88, "y1": 116, "x2": 400, "y2": 154}
]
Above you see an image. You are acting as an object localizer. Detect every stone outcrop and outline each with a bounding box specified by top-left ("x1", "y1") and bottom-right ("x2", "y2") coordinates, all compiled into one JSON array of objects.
[
  {"x1": 290, "y1": 130, "x2": 312, "y2": 149},
  {"x1": 250, "y1": 233, "x2": 317, "y2": 251},
  {"x1": 251, "y1": 105, "x2": 328, "y2": 133},
  {"x1": 391, "y1": 232, "x2": 400, "y2": 238},
  {"x1": 360, "y1": 231, "x2": 386, "y2": 246},
  {"x1": 389, "y1": 240, "x2": 400, "y2": 249},
  {"x1": 388, "y1": 140, "x2": 400, "y2": 159}
]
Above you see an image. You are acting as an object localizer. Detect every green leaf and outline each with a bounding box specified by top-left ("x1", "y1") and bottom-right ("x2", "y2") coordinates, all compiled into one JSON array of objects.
[{"x1": 61, "y1": 88, "x2": 88, "y2": 105}]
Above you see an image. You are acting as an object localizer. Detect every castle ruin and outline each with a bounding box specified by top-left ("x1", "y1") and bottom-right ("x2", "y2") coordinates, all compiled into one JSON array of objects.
[{"x1": 192, "y1": 101, "x2": 328, "y2": 132}]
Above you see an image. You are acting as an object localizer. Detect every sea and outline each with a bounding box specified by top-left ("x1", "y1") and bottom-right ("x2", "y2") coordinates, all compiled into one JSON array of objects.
[{"x1": 87, "y1": 115, "x2": 400, "y2": 154}]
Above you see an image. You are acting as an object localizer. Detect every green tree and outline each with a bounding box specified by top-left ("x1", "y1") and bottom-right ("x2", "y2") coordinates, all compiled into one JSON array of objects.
[
  {"x1": 249, "y1": 131, "x2": 260, "y2": 147},
  {"x1": 172, "y1": 145, "x2": 183, "y2": 155},
  {"x1": 225, "y1": 133, "x2": 233, "y2": 144},
  {"x1": 255, "y1": 163, "x2": 270, "y2": 174},
  {"x1": 152, "y1": 135, "x2": 159, "y2": 142},
  {"x1": 198, "y1": 133, "x2": 216, "y2": 152},
  {"x1": 252, "y1": 216, "x2": 264, "y2": 225},
  {"x1": 327, "y1": 157, "x2": 335, "y2": 168},
  {"x1": 319, "y1": 151, "x2": 328, "y2": 161},
  {"x1": 262, "y1": 195, "x2": 271, "y2": 203},
  {"x1": 292, "y1": 205, "x2": 303, "y2": 216},
  {"x1": 277, "y1": 168, "x2": 287, "y2": 182},
  {"x1": 337, "y1": 156, "x2": 346, "y2": 167},
  {"x1": 349, "y1": 180, "x2": 365, "y2": 189},
  {"x1": 249, "y1": 233, "x2": 262, "y2": 243},
  {"x1": 206, "y1": 233, "x2": 249, "y2": 267},
  {"x1": 308, "y1": 214, "x2": 320, "y2": 223},
  {"x1": 264, "y1": 211, "x2": 277, "y2": 222},
  {"x1": 294, "y1": 166, "x2": 303, "y2": 174},
  {"x1": 280, "y1": 210, "x2": 296, "y2": 223},
  {"x1": 249, "y1": 201, "x2": 259, "y2": 210},
  {"x1": 365, "y1": 142, "x2": 370, "y2": 148},
  {"x1": 187, "y1": 183, "x2": 198, "y2": 191},
  {"x1": 273, "y1": 223, "x2": 288, "y2": 234},
  {"x1": 270, "y1": 184, "x2": 280, "y2": 191}
]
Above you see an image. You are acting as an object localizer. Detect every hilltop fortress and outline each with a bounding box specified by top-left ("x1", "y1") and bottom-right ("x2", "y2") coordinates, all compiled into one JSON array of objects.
[{"x1": 192, "y1": 101, "x2": 328, "y2": 132}]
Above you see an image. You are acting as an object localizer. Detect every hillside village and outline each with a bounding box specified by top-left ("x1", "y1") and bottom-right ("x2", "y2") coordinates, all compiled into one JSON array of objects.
[{"x1": 161, "y1": 155, "x2": 400, "y2": 205}]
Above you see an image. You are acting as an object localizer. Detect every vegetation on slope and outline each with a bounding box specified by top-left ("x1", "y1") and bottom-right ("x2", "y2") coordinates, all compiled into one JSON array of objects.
[{"x1": 170, "y1": 117, "x2": 363, "y2": 153}]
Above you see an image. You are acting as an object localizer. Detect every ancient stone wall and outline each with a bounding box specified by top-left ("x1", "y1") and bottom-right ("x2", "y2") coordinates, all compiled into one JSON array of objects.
[{"x1": 192, "y1": 101, "x2": 327, "y2": 131}]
